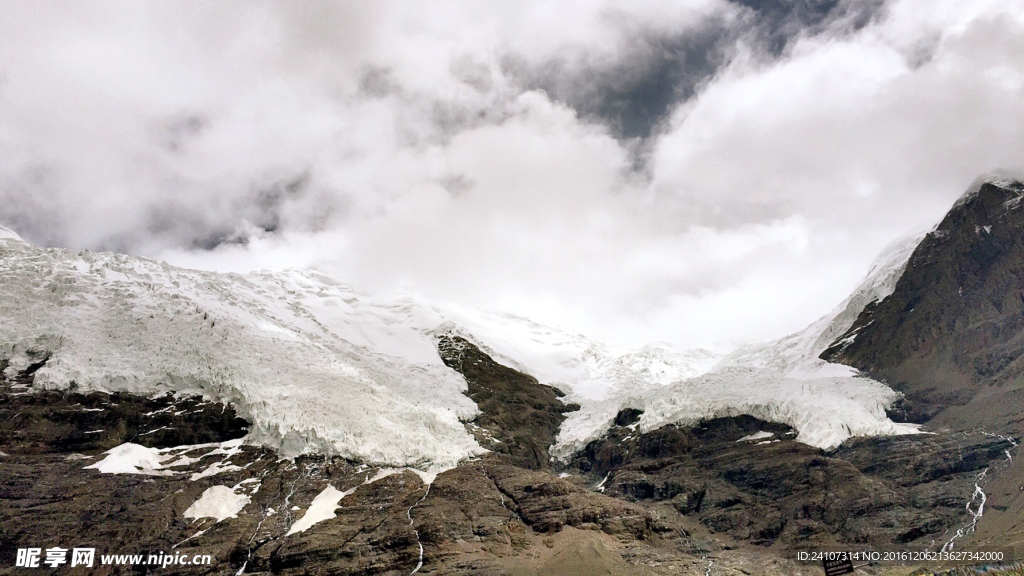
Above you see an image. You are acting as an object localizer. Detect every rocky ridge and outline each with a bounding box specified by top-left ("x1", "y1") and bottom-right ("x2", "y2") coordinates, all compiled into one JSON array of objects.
[{"x1": 824, "y1": 177, "x2": 1024, "y2": 431}]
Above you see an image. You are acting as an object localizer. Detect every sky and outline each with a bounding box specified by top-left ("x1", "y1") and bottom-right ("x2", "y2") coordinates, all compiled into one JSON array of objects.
[{"x1": 2, "y1": 0, "x2": 1023, "y2": 351}]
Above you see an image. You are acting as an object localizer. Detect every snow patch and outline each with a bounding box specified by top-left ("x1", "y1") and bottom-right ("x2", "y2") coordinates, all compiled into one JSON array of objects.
[
  {"x1": 184, "y1": 485, "x2": 250, "y2": 523},
  {"x1": 285, "y1": 467, "x2": 436, "y2": 537},
  {"x1": 286, "y1": 484, "x2": 355, "y2": 536},
  {"x1": 172, "y1": 529, "x2": 207, "y2": 549},
  {"x1": 190, "y1": 461, "x2": 243, "y2": 481},
  {"x1": 165, "y1": 454, "x2": 203, "y2": 468},
  {"x1": 365, "y1": 468, "x2": 402, "y2": 484},
  {"x1": 360, "y1": 466, "x2": 436, "y2": 486},
  {"x1": 737, "y1": 431, "x2": 774, "y2": 443},
  {"x1": 85, "y1": 443, "x2": 173, "y2": 476}
]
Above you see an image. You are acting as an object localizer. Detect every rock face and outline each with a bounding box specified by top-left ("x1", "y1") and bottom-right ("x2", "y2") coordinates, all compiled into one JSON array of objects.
[
  {"x1": 823, "y1": 178, "x2": 1024, "y2": 430},
  {"x1": 570, "y1": 411, "x2": 1013, "y2": 550},
  {"x1": 0, "y1": 384, "x2": 249, "y2": 458},
  {"x1": 437, "y1": 334, "x2": 576, "y2": 470}
]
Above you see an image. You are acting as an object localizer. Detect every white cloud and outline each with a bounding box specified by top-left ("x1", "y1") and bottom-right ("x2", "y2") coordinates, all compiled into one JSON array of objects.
[{"x1": 2, "y1": 0, "x2": 1023, "y2": 351}]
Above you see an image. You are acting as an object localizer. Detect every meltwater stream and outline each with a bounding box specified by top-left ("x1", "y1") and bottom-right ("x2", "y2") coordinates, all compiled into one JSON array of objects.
[
  {"x1": 941, "y1": 467, "x2": 988, "y2": 553},
  {"x1": 407, "y1": 482, "x2": 432, "y2": 575},
  {"x1": 940, "y1": 430, "x2": 1020, "y2": 552}
]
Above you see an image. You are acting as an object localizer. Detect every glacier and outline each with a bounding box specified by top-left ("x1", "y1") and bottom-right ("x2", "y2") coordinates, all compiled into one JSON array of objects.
[
  {"x1": 1, "y1": 225, "x2": 925, "y2": 470},
  {"x1": 546, "y1": 230, "x2": 929, "y2": 460},
  {"x1": 0, "y1": 233, "x2": 483, "y2": 470}
]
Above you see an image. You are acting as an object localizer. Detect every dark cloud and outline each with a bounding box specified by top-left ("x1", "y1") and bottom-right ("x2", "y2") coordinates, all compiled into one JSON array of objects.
[
  {"x1": 513, "y1": 22, "x2": 736, "y2": 142},
  {"x1": 511, "y1": 0, "x2": 887, "y2": 145},
  {"x1": 249, "y1": 171, "x2": 312, "y2": 233},
  {"x1": 735, "y1": 0, "x2": 886, "y2": 55},
  {"x1": 359, "y1": 66, "x2": 400, "y2": 98}
]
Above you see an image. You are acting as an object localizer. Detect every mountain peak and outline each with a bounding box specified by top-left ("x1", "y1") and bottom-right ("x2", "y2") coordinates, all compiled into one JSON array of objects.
[{"x1": 953, "y1": 171, "x2": 1024, "y2": 211}]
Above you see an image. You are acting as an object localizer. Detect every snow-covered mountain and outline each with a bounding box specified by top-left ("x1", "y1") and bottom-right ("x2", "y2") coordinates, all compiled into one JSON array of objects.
[
  {"x1": 0, "y1": 224, "x2": 923, "y2": 471},
  {"x1": 549, "y1": 230, "x2": 929, "y2": 459},
  {"x1": 7, "y1": 181, "x2": 1021, "y2": 574},
  {"x1": 824, "y1": 174, "x2": 1024, "y2": 426},
  {"x1": 0, "y1": 232, "x2": 485, "y2": 471}
]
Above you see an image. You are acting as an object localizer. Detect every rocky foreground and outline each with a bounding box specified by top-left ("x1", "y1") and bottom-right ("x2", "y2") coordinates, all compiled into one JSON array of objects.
[{"x1": 2, "y1": 337, "x2": 1020, "y2": 575}]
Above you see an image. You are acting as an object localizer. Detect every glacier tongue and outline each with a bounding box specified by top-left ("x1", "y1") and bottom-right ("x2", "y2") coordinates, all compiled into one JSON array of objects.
[
  {"x1": 546, "y1": 229, "x2": 930, "y2": 461},
  {"x1": 0, "y1": 240, "x2": 484, "y2": 470}
]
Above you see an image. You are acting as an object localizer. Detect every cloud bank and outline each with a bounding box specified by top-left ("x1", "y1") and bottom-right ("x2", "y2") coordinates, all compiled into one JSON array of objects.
[{"x1": 2, "y1": 0, "x2": 1023, "y2": 350}]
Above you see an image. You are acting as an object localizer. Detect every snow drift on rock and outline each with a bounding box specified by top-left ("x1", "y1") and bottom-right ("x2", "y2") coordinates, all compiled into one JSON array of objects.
[
  {"x1": 286, "y1": 484, "x2": 355, "y2": 536},
  {"x1": 85, "y1": 443, "x2": 173, "y2": 476},
  {"x1": 184, "y1": 485, "x2": 251, "y2": 523}
]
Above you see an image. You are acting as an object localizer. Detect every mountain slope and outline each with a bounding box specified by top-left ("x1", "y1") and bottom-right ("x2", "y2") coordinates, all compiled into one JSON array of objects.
[
  {"x1": 824, "y1": 175, "x2": 1024, "y2": 433},
  {"x1": 555, "y1": 228, "x2": 930, "y2": 458},
  {"x1": 0, "y1": 234, "x2": 483, "y2": 469}
]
